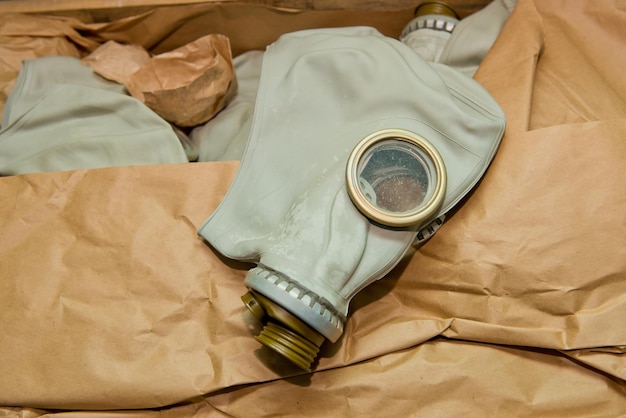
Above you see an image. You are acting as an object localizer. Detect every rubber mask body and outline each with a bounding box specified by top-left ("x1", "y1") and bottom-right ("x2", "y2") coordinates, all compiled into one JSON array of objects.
[{"x1": 199, "y1": 27, "x2": 505, "y2": 354}]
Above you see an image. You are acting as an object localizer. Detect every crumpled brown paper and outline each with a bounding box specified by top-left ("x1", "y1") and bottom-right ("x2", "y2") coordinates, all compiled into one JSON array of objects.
[
  {"x1": 82, "y1": 35, "x2": 236, "y2": 127},
  {"x1": 81, "y1": 40, "x2": 152, "y2": 82},
  {"x1": 0, "y1": 0, "x2": 625, "y2": 416}
]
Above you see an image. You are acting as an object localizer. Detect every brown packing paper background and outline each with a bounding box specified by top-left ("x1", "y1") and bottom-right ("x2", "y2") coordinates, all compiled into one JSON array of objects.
[
  {"x1": 0, "y1": 0, "x2": 625, "y2": 415},
  {"x1": 2, "y1": 340, "x2": 626, "y2": 417}
]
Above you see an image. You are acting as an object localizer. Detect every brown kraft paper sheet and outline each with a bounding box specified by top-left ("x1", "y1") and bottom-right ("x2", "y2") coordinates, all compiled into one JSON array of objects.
[{"x1": 0, "y1": 0, "x2": 625, "y2": 415}]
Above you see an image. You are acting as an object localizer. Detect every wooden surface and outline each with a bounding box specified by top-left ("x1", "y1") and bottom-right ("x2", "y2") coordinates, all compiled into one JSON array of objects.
[{"x1": 0, "y1": 0, "x2": 492, "y2": 22}]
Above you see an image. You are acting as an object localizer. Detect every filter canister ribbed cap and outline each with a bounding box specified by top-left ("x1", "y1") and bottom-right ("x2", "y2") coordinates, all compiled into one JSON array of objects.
[{"x1": 414, "y1": 2, "x2": 459, "y2": 19}]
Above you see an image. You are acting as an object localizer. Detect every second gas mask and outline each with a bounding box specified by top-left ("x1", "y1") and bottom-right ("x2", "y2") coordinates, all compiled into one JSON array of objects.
[{"x1": 199, "y1": 27, "x2": 505, "y2": 371}]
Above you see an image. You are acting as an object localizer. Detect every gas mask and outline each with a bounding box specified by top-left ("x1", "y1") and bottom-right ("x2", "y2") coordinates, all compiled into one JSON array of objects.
[{"x1": 199, "y1": 26, "x2": 505, "y2": 371}]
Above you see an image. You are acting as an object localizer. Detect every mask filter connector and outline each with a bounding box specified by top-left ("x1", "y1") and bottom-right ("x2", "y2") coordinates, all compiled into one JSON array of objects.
[{"x1": 242, "y1": 291, "x2": 325, "y2": 372}]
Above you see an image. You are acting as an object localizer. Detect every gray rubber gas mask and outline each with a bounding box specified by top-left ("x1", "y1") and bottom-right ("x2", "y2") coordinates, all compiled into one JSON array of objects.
[{"x1": 199, "y1": 27, "x2": 505, "y2": 371}]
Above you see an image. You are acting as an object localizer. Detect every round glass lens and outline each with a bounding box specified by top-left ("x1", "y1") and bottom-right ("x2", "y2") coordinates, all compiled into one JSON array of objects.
[{"x1": 356, "y1": 139, "x2": 434, "y2": 215}]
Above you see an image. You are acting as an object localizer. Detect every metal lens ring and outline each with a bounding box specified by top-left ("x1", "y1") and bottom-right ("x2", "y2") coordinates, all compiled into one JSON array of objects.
[{"x1": 346, "y1": 129, "x2": 446, "y2": 228}]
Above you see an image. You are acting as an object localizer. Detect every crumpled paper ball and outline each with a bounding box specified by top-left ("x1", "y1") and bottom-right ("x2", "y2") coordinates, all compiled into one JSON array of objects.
[{"x1": 82, "y1": 34, "x2": 236, "y2": 127}]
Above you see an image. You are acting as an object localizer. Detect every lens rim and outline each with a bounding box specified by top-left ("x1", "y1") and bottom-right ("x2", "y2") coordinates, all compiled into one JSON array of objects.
[{"x1": 346, "y1": 128, "x2": 446, "y2": 227}]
